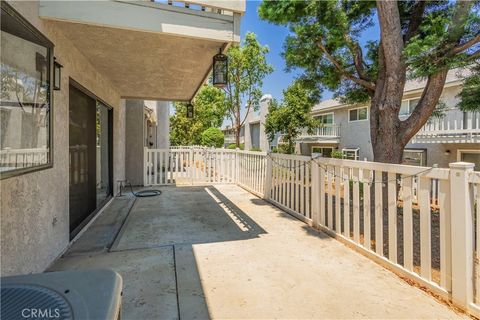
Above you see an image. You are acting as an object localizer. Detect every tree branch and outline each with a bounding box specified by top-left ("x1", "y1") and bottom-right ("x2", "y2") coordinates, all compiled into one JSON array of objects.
[
  {"x1": 316, "y1": 41, "x2": 376, "y2": 92},
  {"x1": 343, "y1": 34, "x2": 369, "y2": 82},
  {"x1": 404, "y1": 1, "x2": 426, "y2": 43},
  {"x1": 399, "y1": 69, "x2": 449, "y2": 144},
  {"x1": 451, "y1": 33, "x2": 480, "y2": 55}
]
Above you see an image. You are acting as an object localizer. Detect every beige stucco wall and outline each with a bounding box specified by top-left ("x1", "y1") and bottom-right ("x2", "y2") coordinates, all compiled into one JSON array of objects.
[{"x1": 0, "y1": 1, "x2": 125, "y2": 276}]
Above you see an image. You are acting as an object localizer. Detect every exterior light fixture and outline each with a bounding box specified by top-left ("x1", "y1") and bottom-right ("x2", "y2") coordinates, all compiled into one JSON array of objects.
[
  {"x1": 53, "y1": 59, "x2": 63, "y2": 90},
  {"x1": 212, "y1": 49, "x2": 228, "y2": 88},
  {"x1": 186, "y1": 103, "x2": 194, "y2": 119}
]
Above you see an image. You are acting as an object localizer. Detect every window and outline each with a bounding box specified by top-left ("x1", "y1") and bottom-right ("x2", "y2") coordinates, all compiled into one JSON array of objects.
[
  {"x1": 312, "y1": 146, "x2": 333, "y2": 158},
  {"x1": 402, "y1": 149, "x2": 426, "y2": 166},
  {"x1": 0, "y1": 2, "x2": 53, "y2": 178},
  {"x1": 342, "y1": 148, "x2": 359, "y2": 160},
  {"x1": 315, "y1": 113, "x2": 334, "y2": 125},
  {"x1": 399, "y1": 98, "x2": 420, "y2": 117},
  {"x1": 348, "y1": 107, "x2": 368, "y2": 122}
]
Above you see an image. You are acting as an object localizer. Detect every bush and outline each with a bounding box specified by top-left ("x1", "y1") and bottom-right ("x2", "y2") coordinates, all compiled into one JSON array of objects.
[
  {"x1": 227, "y1": 143, "x2": 244, "y2": 150},
  {"x1": 331, "y1": 150, "x2": 343, "y2": 159},
  {"x1": 250, "y1": 147, "x2": 262, "y2": 152},
  {"x1": 200, "y1": 127, "x2": 224, "y2": 148}
]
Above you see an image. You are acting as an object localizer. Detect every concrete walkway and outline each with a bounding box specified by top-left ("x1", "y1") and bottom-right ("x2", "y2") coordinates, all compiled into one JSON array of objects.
[{"x1": 50, "y1": 185, "x2": 465, "y2": 319}]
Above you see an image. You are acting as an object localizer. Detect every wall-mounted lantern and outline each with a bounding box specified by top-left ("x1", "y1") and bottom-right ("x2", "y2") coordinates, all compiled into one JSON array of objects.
[
  {"x1": 53, "y1": 58, "x2": 63, "y2": 90},
  {"x1": 212, "y1": 49, "x2": 228, "y2": 88},
  {"x1": 186, "y1": 103, "x2": 194, "y2": 119}
]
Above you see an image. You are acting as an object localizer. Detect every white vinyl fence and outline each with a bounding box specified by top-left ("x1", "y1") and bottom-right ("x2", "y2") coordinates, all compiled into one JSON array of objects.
[{"x1": 145, "y1": 147, "x2": 479, "y2": 317}]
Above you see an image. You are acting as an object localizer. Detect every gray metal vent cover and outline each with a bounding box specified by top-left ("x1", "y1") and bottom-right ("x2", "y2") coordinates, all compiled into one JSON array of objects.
[{"x1": 1, "y1": 284, "x2": 73, "y2": 320}]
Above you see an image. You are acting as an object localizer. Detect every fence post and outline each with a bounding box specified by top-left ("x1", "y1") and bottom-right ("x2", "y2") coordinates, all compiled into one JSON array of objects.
[
  {"x1": 189, "y1": 147, "x2": 194, "y2": 185},
  {"x1": 264, "y1": 152, "x2": 273, "y2": 200},
  {"x1": 449, "y1": 162, "x2": 475, "y2": 309},
  {"x1": 311, "y1": 158, "x2": 320, "y2": 227},
  {"x1": 143, "y1": 147, "x2": 148, "y2": 186},
  {"x1": 235, "y1": 148, "x2": 240, "y2": 184}
]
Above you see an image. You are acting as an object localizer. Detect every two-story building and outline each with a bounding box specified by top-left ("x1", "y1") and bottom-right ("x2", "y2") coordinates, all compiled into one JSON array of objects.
[
  {"x1": 294, "y1": 68, "x2": 479, "y2": 169},
  {"x1": 1, "y1": 0, "x2": 244, "y2": 276}
]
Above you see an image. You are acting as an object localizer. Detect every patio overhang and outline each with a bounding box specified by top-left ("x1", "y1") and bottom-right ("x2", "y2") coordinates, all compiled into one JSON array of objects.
[{"x1": 39, "y1": 0, "x2": 243, "y2": 101}]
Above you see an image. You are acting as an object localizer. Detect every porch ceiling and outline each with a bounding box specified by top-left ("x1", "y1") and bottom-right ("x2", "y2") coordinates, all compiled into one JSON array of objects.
[{"x1": 50, "y1": 20, "x2": 223, "y2": 101}]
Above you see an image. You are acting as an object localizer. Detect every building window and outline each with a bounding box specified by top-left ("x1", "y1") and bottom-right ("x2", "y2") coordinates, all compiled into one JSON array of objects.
[
  {"x1": 348, "y1": 107, "x2": 368, "y2": 122},
  {"x1": 312, "y1": 146, "x2": 333, "y2": 158},
  {"x1": 315, "y1": 113, "x2": 334, "y2": 125},
  {"x1": 342, "y1": 148, "x2": 359, "y2": 160},
  {"x1": 402, "y1": 149, "x2": 427, "y2": 166},
  {"x1": 0, "y1": 2, "x2": 54, "y2": 178},
  {"x1": 399, "y1": 98, "x2": 420, "y2": 117}
]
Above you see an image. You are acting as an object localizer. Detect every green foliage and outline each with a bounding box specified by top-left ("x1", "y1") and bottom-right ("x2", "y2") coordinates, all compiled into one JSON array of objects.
[
  {"x1": 259, "y1": 0, "x2": 480, "y2": 111},
  {"x1": 224, "y1": 32, "x2": 274, "y2": 147},
  {"x1": 200, "y1": 127, "x2": 224, "y2": 148},
  {"x1": 331, "y1": 150, "x2": 344, "y2": 159},
  {"x1": 250, "y1": 147, "x2": 262, "y2": 152},
  {"x1": 265, "y1": 81, "x2": 319, "y2": 154},
  {"x1": 227, "y1": 143, "x2": 244, "y2": 150},
  {"x1": 170, "y1": 85, "x2": 227, "y2": 146},
  {"x1": 457, "y1": 63, "x2": 480, "y2": 112}
]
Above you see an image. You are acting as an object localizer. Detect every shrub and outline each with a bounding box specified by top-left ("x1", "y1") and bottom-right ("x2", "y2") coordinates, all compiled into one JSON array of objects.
[
  {"x1": 200, "y1": 127, "x2": 224, "y2": 148},
  {"x1": 250, "y1": 147, "x2": 262, "y2": 152},
  {"x1": 227, "y1": 143, "x2": 244, "y2": 150},
  {"x1": 331, "y1": 150, "x2": 343, "y2": 159}
]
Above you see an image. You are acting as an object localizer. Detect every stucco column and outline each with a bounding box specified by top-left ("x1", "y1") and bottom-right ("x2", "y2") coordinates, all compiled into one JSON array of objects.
[
  {"x1": 125, "y1": 99, "x2": 145, "y2": 186},
  {"x1": 259, "y1": 94, "x2": 272, "y2": 152},
  {"x1": 156, "y1": 101, "x2": 170, "y2": 149}
]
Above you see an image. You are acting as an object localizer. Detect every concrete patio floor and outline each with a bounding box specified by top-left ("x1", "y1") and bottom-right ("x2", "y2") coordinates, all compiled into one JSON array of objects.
[{"x1": 49, "y1": 184, "x2": 465, "y2": 319}]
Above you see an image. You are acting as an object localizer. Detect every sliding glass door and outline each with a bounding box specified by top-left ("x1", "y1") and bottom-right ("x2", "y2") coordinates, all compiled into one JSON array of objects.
[
  {"x1": 96, "y1": 102, "x2": 112, "y2": 206},
  {"x1": 69, "y1": 82, "x2": 112, "y2": 238}
]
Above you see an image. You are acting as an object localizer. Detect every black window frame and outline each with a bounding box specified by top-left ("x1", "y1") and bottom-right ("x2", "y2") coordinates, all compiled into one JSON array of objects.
[{"x1": 0, "y1": 2, "x2": 55, "y2": 180}]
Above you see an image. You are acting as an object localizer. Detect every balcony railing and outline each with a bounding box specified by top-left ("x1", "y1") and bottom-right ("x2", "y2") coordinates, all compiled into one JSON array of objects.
[
  {"x1": 298, "y1": 125, "x2": 341, "y2": 138},
  {"x1": 413, "y1": 111, "x2": 480, "y2": 143},
  {"x1": 150, "y1": 0, "x2": 244, "y2": 16}
]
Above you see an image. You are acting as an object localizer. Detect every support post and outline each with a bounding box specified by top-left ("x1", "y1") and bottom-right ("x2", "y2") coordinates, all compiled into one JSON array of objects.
[
  {"x1": 143, "y1": 147, "x2": 148, "y2": 186},
  {"x1": 235, "y1": 148, "x2": 240, "y2": 184},
  {"x1": 311, "y1": 158, "x2": 320, "y2": 227},
  {"x1": 264, "y1": 152, "x2": 273, "y2": 200},
  {"x1": 449, "y1": 162, "x2": 475, "y2": 309}
]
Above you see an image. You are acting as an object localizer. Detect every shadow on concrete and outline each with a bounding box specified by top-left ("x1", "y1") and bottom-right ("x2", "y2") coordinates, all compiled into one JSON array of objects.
[{"x1": 52, "y1": 185, "x2": 269, "y2": 320}]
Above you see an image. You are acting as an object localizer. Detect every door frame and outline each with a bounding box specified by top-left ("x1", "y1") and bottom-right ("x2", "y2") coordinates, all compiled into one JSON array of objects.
[{"x1": 69, "y1": 78, "x2": 114, "y2": 239}]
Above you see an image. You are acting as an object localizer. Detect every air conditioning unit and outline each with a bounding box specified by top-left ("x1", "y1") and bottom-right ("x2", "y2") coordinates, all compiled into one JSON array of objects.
[{"x1": 1, "y1": 269, "x2": 122, "y2": 320}]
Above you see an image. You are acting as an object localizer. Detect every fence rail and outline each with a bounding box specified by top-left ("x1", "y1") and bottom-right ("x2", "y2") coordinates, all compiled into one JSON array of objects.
[{"x1": 145, "y1": 147, "x2": 479, "y2": 317}]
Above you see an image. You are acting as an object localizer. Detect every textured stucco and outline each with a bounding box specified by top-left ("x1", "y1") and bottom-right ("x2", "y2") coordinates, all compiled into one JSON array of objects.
[
  {"x1": 1, "y1": 0, "x2": 124, "y2": 276},
  {"x1": 125, "y1": 100, "x2": 145, "y2": 186},
  {"x1": 45, "y1": 20, "x2": 223, "y2": 101}
]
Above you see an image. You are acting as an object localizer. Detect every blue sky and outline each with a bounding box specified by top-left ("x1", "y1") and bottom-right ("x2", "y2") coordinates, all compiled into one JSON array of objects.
[
  {"x1": 240, "y1": 1, "x2": 380, "y2": 103},
  {"x1": 240, "y1": 1, "x2": 301, "y2": 102}
]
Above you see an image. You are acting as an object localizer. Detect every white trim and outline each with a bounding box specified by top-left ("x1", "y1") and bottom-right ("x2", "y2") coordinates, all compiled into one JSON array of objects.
[
  {"x1": 348, "y1": 106, "x2": 369, "y2": 122},
  {"x1": 311, "y1": 146, "x2": 334, "y2": 156},
  {"x1": 457, "y1": 149, "x2": 480, "y2": 161},
  {"x1": 314, "y1": 112, "x2": 335, "y2": 125}
]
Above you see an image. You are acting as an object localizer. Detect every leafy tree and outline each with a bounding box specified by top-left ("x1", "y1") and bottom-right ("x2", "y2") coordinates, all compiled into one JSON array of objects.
[
  {"x1": 265, "y1": 81, "x2": 319, "y2": 154},
  {"x1": 259, "y1": 0, "x2": 480, "y2": 163},
  {"x1": 224, "y1": 32, "x2": 274, "y2": 147},
  {"x1": 170, "y1": 85, "x2": 227, "y2": 146},
  {"x1": 200, "y1": 127, "x2": 225, "y2": 147},
  {"x1": 457, "y1": 62, "x2": 480, "y2": 112}
]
